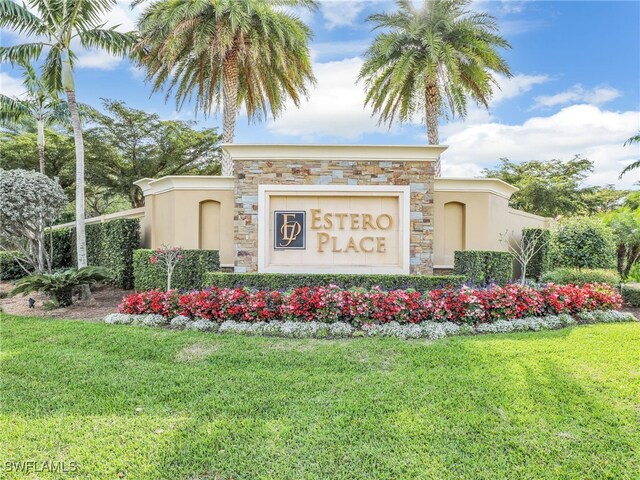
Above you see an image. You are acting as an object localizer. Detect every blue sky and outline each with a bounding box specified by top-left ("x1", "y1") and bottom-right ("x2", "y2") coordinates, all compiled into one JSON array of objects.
[{"x1": 2, "y1": 0, "x2": 639, "y2": 187}]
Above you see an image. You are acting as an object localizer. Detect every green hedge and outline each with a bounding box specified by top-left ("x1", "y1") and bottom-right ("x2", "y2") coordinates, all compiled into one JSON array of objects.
[
  {"x1": 523, "y1": 228, "x2": 551, "y2": 281},
  {"x1": 46, "y1": 228, "x2": 74, "y2": 270},
  {"x1": 134, "y1": 249, "x2": 220, "y2": 291},
  {"x1": 0, "y1": 251, "x2": 26, "y2": 280},
  {"x1": 48, "y1": 218, "x2": 139, "y2": 289},
  {"x1": 621, "y1": 283, "x2": 640, "y2": 307},
  {"x1": 201, "y1": 272, "x2": 466, "y2": 292},
  {"x1": 541, "y1": 268, "x2": 621, "y2": 286},
  {"x1": 453, "y1": 250, "x2": 513, "y2": 285}
]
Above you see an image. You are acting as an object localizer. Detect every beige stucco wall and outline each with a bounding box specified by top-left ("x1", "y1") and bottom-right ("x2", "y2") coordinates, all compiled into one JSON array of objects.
[
  {"x1": 433, "y1": 178, "x2": 551, "y2": 268},
  {"x1": 135, "y1": 176, "x2": 235, "y2": 267}
]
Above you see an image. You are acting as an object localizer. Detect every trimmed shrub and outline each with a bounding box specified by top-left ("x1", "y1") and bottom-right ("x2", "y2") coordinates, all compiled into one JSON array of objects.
[
  {"x1": 46, "y1": 228, "x2": 73, "y2": 270},
  {"x1": 453, "y1": 250, "x2": 513, "y2": 285},
  {"x1": 201, "y1": 272, "x2": 466, "y2": 292},
  {"x1": 621, "y1": 283, "x2": 640, "y2": 307},
  {"x1": 541, "y1": 268, "x2": 621, "y2": 286},
  {"x1": 523, "y1": 228, "x2": 551, "y2": 280},
  {"x1": 101, "y1": 219, "x2": 139, "y2": 289},
  {"x1": 551, "y1": 217, "x2": 616, "y2": 269},
  {"x1": 134, "y1": 249, "x2": 220, "y2": 291},
  {"x1": 52, "y1": 219, "x2": 139, "y2": 288},
  {"x1": 0, "y1": 251, "x2": 26, "y2": 280}
]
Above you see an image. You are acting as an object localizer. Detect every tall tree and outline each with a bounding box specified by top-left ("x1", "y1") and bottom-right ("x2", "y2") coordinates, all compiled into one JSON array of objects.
[
  {"x1": 0, "y1": 0, "x2": 135, "y2": 282},
  {"x1": 483, "y1": 156, "x2": 628, "y2": 218},
  {"x1": 0, "y1": 63, "x2": 70, "y2": 173},
  {"x1": 359, "y1": 0, "x2": 511, "y2": 145},
  {"x1": 619, "y1": 132, "x2": 640, "y2": 179},
  {"x1": 84, "y1": 99, "x2": 222, "y2": 207},
  {"x1": 134, "y1": 0, "x2": 316, "y2": 176}
]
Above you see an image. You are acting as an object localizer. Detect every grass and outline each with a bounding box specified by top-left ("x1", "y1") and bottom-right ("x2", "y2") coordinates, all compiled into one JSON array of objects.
[{"x1": 1, "y1": 315, "x2": 639, "y2": 479}]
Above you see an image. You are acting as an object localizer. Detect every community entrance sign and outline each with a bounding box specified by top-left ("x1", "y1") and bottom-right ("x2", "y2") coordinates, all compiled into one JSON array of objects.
[{"x1": 259, "y1": 185, "x2": 410, "y2": 274}]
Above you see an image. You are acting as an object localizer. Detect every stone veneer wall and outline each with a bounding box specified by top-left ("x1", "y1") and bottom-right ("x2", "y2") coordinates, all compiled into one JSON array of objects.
[{"x1": 235, "y1": 159, "x2": 436, "y2": 274}]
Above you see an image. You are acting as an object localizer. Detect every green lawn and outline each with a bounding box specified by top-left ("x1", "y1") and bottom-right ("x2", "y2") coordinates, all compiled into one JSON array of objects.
[{"x1": 1, "y1": 315, "x2": 639, "y2": 479}]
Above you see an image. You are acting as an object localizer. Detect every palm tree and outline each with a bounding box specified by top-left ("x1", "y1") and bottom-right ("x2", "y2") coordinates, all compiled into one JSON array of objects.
[
  {"x1": 134, "y1": 0, "x2": 317, "y2": 177},
  {"x1": 359, "y1": 0, "x2": 512, "y2": 145},
  {"x1": 0, "y1": 63, "x2": 72, "y2": 174},
  {"x1": 0, "y1": 0, "x2": 135, "y2": 278},
  {"x1": 619, "y1": 132, "x2": 640, "y2": 179}
]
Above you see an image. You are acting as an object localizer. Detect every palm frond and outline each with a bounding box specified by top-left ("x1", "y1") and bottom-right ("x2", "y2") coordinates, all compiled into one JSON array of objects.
[{"x1": 0, "y1": 0, "x2": 49, "y2": 37}]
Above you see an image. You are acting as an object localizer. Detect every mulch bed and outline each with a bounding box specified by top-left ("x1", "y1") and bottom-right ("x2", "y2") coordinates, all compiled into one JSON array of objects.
[{"x1": 0, "y1": 282, "x2": 131, "y2": 321}]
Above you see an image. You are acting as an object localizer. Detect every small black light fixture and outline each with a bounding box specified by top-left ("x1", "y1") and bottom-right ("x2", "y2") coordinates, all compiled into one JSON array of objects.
[{"x1": 28, "y1": 298, "x2": 36, "y2": 309}]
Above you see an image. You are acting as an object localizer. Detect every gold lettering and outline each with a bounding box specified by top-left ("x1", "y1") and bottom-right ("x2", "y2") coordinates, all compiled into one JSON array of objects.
[
  {"x1": 331, "y1": 236, "x2": 342, "y2": 252},
  {"x1": 376, "y1": 236, "x2": 386, "y2": 253},
  {"x1": 310, "y1": 209, "x2": 322, "y2": 229},
  {"x1": 335, "y1": 213, "x2": 347, "y2": 229},
  {"x1": 376, "y1": 214, "x2": 392, "y2": 230},
  {"x1": 317, "y1": 232, "x2": 330, "y2": 252},
  {"x1": 323, "y1": 213, "x2": 333, "y2": 229},
  {"x1": 360, "y1": 236, "x2": 374, "y2": 253},
  {"x1": 345, "y1": 236, "x2": 359, "y2": 253},
  {"x1": 350, "y1": 214, "x2": 360, "y2": 230},
  {"x1": 362, "y1": 213, "x2": 375, "y2": 230}
]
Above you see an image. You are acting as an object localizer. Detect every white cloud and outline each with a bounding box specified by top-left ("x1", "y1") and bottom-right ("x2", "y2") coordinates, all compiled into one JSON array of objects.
[
  {"x1": 267, "y1": 57, "x2": 391, "y2": 140},
  {"x1": 440, "y1": 73, "x2": 549, "y2": 137},
  {"x1": 532, "y1": 84, "x2": 621, "y2": 110},
  {"x1": 441, "y1": 104, "x2": 640, "y2": 188},
  {"x1": 0, "y1": 72, "x2": 26, "y2": 97},
  {"x1": 320, "y1": 1, "x2": 367, "y2": 29}
]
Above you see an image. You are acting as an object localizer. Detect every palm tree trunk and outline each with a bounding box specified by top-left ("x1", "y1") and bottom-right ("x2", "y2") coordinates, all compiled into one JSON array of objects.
[
  {"x1": 66, "y1": 87, "x2": 87, "y2": 269},
  {"x1": 37, "y1": 119, "x2": 45, "y2": 174},
  {"x1": 425, "y1": 83, "x2": 440, "y2": 145},
  {"x1": 221, "y1": 51, "x2": 239, "y2": 177},
  {"x1": 36, "y1": 118, "x2": 46, "y2": 272},
  {"x1": 66, "y1": 86, "x2": 92, "y2": 301}
]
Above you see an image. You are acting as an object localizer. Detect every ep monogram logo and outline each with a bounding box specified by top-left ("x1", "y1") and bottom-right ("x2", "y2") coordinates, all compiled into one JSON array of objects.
[{"x1": 274, "y1": 211, "x2": 306, "y2": 249}]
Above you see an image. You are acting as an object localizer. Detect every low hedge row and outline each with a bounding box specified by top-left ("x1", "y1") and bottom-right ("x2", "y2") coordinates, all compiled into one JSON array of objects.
[
  {"x1": 134, "y1": 249, "x2": 220, "y2": 291},
  {"x1": 118, "y1": 283, "x2": 622, "y2": 326},
  {"x1": 453, "y1": 250, "x2": 513, "y2": 285},
  {"x1": 202, "y1": 272, "x2": 466, "y2": 292},
  {"x1": 621, "y1": 284, "x2": 640, "y2": 307},
  {"x1": 541, "y1": 268, "x2": 621, "y2": 286}
]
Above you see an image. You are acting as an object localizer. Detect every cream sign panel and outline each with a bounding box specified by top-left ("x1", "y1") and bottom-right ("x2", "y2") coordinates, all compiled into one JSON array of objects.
[{"x1": 258, "y1": 185, "x2": 410, "y2": 273}]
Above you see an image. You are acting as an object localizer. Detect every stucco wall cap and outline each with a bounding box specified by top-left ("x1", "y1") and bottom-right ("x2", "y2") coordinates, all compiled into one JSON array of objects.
[
  {"x1": 222, "y1": 143, "x2": 448, "y2": 161},
  {"x1": 134, "y1": 175, "x2": 235, "y2": 196},
  {"x1": 435, "y1": 177, "x2": 519, "y2": 199}
]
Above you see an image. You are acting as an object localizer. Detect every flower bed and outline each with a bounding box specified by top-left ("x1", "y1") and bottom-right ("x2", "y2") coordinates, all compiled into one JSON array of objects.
[{"x1": 118, "y1": 283, "x2": 623, "y2": 326}]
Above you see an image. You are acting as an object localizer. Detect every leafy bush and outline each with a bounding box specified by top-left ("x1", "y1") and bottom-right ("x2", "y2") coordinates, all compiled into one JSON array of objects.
[
  {"x1": 522, "y1": 228, "x2": 551, "y2": 280},
  {"x1": 12, "y1": 266, "x2": 112, "y2": 306},
  {"x1": 621, "y1": 283, "x2": 640, "y2": 307},
  {"x1": 118, "y1": 283, "x2": 622, "y2": 325},
  {"x1": 551, "y1": 217, "x2": 616, "y2": 269},
  {"x1": 134, "y1": 249, "x2": 219, "y2": 291},
  {"x1": 453, "y1": 250, "x2": 513, "y2": 285},
  {"x1": 541, "y1": 268, "x2": 621, "y2": 286},
  {"x1": 202, "y1": 272, "x2": 466, "y2": 292},
  {"x1": 0, "y1": 251, "x2": 26, "y2": 280}
]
